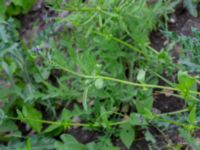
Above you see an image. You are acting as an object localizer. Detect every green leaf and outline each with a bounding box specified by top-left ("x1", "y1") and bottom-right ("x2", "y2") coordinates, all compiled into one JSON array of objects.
[
  {"x1": 33, "y1": 67, "x2": 50, "y2": 83},
  {"x1": 144, "y1": 130, "x2": 156, "y2": 144},
  {"x1": 177, "y1": 71, "x2": 196, "y2": 99},
  {"x1": 94, "y1": 136, "x2": 119, "y2": 150},
  {"x1": 0, "y1": 1, "x2": 6, "y2": 21},
  {"x1": 0, "y1": 26, "x2": 8, "y2": 42},
  {"x1": 0, "y1": 135, "x2": 55, "y2": 150},
  {"x1": 87, "y1": 141, "x2": 119, "y2": 150},
  {"x1": 0, "y1": 109, "x2": 5, "y2": 124},
  {"x1": 44, "y1": 108, "x2": 72, "y2": 135},
  {"x1": 11, "y1": 0, "x2": 23, "y2": 6},
  {"x1": 177, "y1": 71, "x2": 195, "y2": 85},
  {"x1": 2, "y1": 61, "x2": 11, "y2": 77},
  {"x1": 135, "y1": 96, "x2": 153, "y2": 114},
  {"x1": 6, "y1": 4, "x2": 22, "y2": 16},
  {"x1": 26, "y1": 138, "x2": 31, "y2": 150},
  {"x1": 61, "y1": 108, "x2": 72, "y2": 121},
  {"x1": 11, "y1": 0, "x2": 37, "y2": 12},
  {"x1": 129, "y1": 113, "x2": 147, "y2": 126},
  {"x1": 189, "y1": 105, "x2": 196, "y2": 125},
  {"x1": 179, "y1": 128, "x2": 200, "y2": 149},
  {"x1": 54, "y1": 134, "x2": 86, "y2": 150},
  {"x1": 184, "y1": 0, "x2": 198, "y2": 17},
  {"x1": 43, "y1": 124, "x2": 61, "y2": 134},
  {"x1": 137, "y1": 69, "x2": 146, "y2": 83},
  {"x1": 0, "y1": 120, "x2": 18, "y2": 133},
  {"x1": 17, "y1": 105, "x2": 42, "y2": 133},
  {"x1": 119, "y1": 124, "x2": 135, "y2": 149},
  {"x1": 95, "y1": 78, "x2": 104, "y2": 89},
  {"x1": 143, "y1": 108, "x2": 154, "y2": 120},
  {"x1": 83, "y1": 86, "x2": 89, "y2": 112}
]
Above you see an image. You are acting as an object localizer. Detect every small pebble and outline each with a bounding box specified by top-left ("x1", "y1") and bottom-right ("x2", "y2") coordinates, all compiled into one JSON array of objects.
[{"x1": 169, "y1": 15, "x2": 176, "y2": 24}]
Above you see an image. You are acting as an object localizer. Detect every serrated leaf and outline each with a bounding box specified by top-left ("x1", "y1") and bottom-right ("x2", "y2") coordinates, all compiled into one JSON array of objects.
[
  {"x1": 179, "y1": 128, "x2": 200, "y2": 149},
  {"x1": 129, "y1": 113, "x2": 147, "y2": 126},
  {"x1": 43, "y1": 109, "x2": 71, "y2": 136},
  {"x1": 0, "y1": 120, "x2": 18, "y2": 133},
  {"x1": 135, "y1": 96, "x2": 153, "y2": 115},
  {"x1": 177, "y1": 70, "x2": 196, "y2": 99},
  {"x1": 0, "y1": 135, "x2": 55, "y2": 150},
  {"x1": 18, "y1": 105, "x2": 42, "y2": 133},
  {"x1": 95, "y1": 136, "x2": 119, "y2": 150},
  {"x1": 119, "y1": 124, "x2": 135, "y2": 149},
  {"x1": 55, "y1": 134, "x2": 86, "y2": 150}
]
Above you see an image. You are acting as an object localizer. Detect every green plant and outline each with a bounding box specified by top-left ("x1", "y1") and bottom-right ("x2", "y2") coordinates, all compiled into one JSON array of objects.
[
  {"x1": 0, "y1": 0, "x2": 37, "y2": 21},
  {"x1": 165, "y1": 28, "x2": 200, "y2": 73},
  {"x1": 1, "y1": 0, "x2": 200, "y2": 149},
  {"x1": 183, "y1": 0, "x2": 200, "y2": 17}
]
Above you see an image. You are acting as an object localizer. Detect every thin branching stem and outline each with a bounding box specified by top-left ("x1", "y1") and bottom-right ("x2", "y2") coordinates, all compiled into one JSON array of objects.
[{"x1": 51, "y1": 61, "x2": 200, "y2": 96}]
